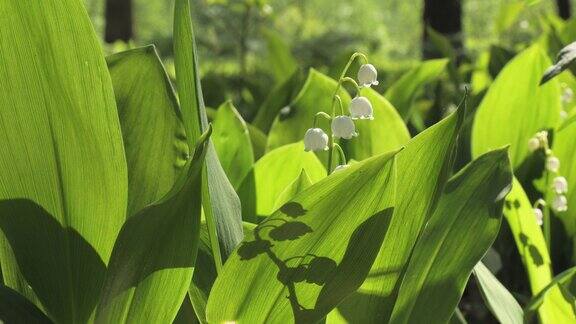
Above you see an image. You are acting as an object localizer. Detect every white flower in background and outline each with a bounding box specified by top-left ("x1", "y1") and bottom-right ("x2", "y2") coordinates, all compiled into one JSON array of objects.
[
  {"x1": 562, "y1": 87, "x2": 574, "y2": 105},
  {"x1": 553, "y1": 176, "x2": 569, "y2": 194},
  {"x1": 357, "y1": 64, "x2": 379, "y2": 87},
  {"x1": 519, "y1": 20, "x2": 530, "y2": 29},
  {"x1": 349, "y1": 96, "x2": 373, "y2": 119},
  {"x1": 546, "y1": 156, "x2": 561, "y2": 173},
  {"x1": 552, "y1": 195, "x2": 568, "y2": 212},
  {"x1": 560, "y1": 110, "x2": 568, "y2": 120},
  {"x1": 304, "y1": 128, "x2": 329, "y2": 152},
  {"x1": 528, "y1": 137, "x2": 541, "y2": 152},
  {"x1": 334, "y1": 164, "x2": 349, "y2": 172},
  {"x1": 331, "y1": 116, "x2": 358, "y2": 139},
  {"x1": 536, "y1": 131, "x2": 549, "y2": 146},
  {"x1": 533, "y1": 208, "x2": 543, "y2": 226}
]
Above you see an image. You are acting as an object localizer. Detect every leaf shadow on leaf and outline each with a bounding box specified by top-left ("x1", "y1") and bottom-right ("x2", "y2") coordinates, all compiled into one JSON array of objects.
[
  {"x1": 237, "y1": 202, "x2": 394, "y2": 323},
  {"x1": 0, "y1": 199, "x2": 106, "y2": 324},
  {"x1": 504, "y1": 200, "x2": 545, "y2": 267}
]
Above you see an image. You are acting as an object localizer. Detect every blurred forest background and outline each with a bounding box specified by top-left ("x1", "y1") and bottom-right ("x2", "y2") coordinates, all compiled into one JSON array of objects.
[{"x1": 84, "y1": 0, "x2": 576, "y2": 118}]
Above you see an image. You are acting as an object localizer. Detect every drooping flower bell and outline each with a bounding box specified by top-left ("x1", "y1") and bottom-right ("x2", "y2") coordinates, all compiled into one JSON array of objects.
[
  {"x1": 304, "y1": 128, "x2": 329, "y2": 152},
  {"x1": 528, "y1": 137, "x2": 541, "y2": 152},
  {"x1": 331, "y1": 116, "x2": 358, "y2": 139},
  {"x1": 533, "y1": 208, "x2": 543, "y2": 226},
  {"x1": 349, "y1": 96, "x2": 373, "y2": 120},
  {"x1": 357, "y1": 64, "x2": 379, "y2": 87},
  {"x1": 552, "y1": 194, "x2": 568, "y2": 212},
  {"x1": 546, "y1": 156, "x2": 561, "y2": 173},
  {"x1": 553, "y1": 176, "x2": 568, "y2": 194}
]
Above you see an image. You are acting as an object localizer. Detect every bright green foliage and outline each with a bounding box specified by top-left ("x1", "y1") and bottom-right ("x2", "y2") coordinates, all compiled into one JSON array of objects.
[
  {"x1": 0, "y1": 1, "x2": 127, "y2": 322},
  {"x1": 267, "y1": 69, "x2": 351, "y2": 151},
  {"x1": 238, "y1": 142, "x2": 326, "y2": 222},
  {"x1": 246, "y1": 123, "x2": 267, "y2": 160},
  {"x1": 107, "y1": 45, "x2": 189, "y2": 217},
  {"x1": 472, "y1": 45, "x2": 561, "y2": 168},
  {"x1": 390, "y1": 149, "x2": 513, "y2": 324},
  {"x1": 331, "y1": 96, "x2": 465, "y2": 323},
  {"x1": 384, "y1": 58, "x2": 449, "y2": 120},
  {"x1": 344, "y1": 87, "x2": 410, "y2": 161},
  {"x1": 524, "y1": 266, "x2": 576, "y2": 322},
  {"x1": 212, "y1": 101, "x2": 254, "y2": 189},
  {"x1": 206, "y1": 150, "x2": 399, "y2": 323},
  {"x1": 473, "y1": 262, "x2": 523, "y2": 324},
  {"x1": 264, "y1": 29, "x2": 299, "y2": 83},
  {"x1": 95, "y1": 129, "x2": 211, "y2": 324},
  {"x1": 273, "y1": 170, "x2": 313, "y2": 210}
]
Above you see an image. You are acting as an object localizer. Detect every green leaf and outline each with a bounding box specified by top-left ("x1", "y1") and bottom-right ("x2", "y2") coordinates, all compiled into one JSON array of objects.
[
  {"x1": 238, "y1": 142, "x2": 326, "y2": 222},
  {"x1": 0, "y1": 1, "x2": 127, "y2": 322},
  {"x1": 472, "y1": 45, "x2": 561, "y2": 168},
  {"x1": 263, "y1": 29, "x2": 298, "y2": 83},
  {"x1": 331, "y1": 94, "x2": 466, "y2": 323},
  {"x1": 384, "y1": 59, "x2": 449, "y2": 120},
  {"x1": 540, "y1": 41, "x2": 576, "y2": 85},
  {"x1": 503, "y1": 178, "x2": 575, "y2": 323},
  {"x1": 95, "y1": 129, "x2": 211, "y2": 324},
  {"x1": 0, "y1": 285, "x2": 52, "y2": 324},
  {"x1": 206, "y1": 150, "x2": 399, "y2": 323},
  {"x1": 389, "y1": 149, "x2": 513, "y2": 324},
  {"x1": 273, "y1": 169, "x2": 313, "y2": 210},
  {"x1": 266, "y1": 69, "x2": 351, "y2": 151},
  {"x1": 473, "y1": 262, "x2": 523, "y2": 324},
  {"x1": 212, "y1": 101, "x2": 254, "y2": 189},
  {"x1": 247, "y1": 123, "x2": 267, "y2": 161},
  {"x1": 107, "y1": 45, "x2": 189, "y2": 217},
  {"x1": 174, "y1": 0, "x2": 243, "y2": 260},
  {"x1": 524, "y1": 266, "x2": 576, "y2": 322},
  {"x1": 344, "y1": 87, "x2": 410, "y2": 161}
]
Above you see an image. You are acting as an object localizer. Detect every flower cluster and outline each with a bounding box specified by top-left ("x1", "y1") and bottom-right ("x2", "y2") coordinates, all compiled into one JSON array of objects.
[
  {"x1": 529, "y1": 131, "x2": 569, "y2": 228},
  {"x1": 303, "y1": 54, "x2": 377, "y2": 173}
]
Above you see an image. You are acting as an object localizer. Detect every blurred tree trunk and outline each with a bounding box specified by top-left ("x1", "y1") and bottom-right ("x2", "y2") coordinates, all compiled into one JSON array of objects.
[
  {"x1": 105, "y1": 0, "x2": 134, "y2": 43},
  {"x1": 422, "y1": 0, "x2": 463, "y2": 60},
  {"x1": 557, "y1": 0, "x2": 571, "y2": 20}
]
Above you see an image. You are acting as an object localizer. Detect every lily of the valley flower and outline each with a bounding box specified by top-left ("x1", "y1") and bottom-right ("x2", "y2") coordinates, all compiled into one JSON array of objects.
[
  {"x1": 331, "y1": 116, "x2": 358, "y2": 139},
  {"x1": 553, "y1": 176, "x2": 569, "y2": 194},
  {"x1": 349, "y1": 96, "x2": 373, "y2": 120},
  {"x1": 304, "y1": 128, "x2": 329, "y2": 152},
  {"x1": 533, "y1": 208, "x2": 544, "y2": 226},
  {"x1": 552, "y1": 194, "x2": 568, "y2": 212},
  {"x1": 528, "y1": 137, "x2": 541, "y2": 152},
  {"x1": 357, "y1": 64, "x2": 379, "y2": 87},
  {"x1": 546, "y1": 156, "x2": 561, "y2": 173}
]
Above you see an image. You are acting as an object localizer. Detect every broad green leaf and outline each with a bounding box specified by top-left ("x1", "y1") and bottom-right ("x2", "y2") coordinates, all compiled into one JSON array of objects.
[
  {"x1": 0, "y1": 1, "x2": 127, "y2": 322},
  {"x1": 174, "y1": 0, "x2": 243, "y2": 259},
  {"x1": 95, "y1": 129, "x2": 211, "y2": 324},
  {"x1": 344, "y1": 87, "x2": 410, "y2": 161},
  {"x1": 107, "y1": 45, "x2": 189, "y2": 217},
  {"x1": 384, "y1": 59, "x2": 449, "y2": 120},
  {"x1": 273, "y1": 169, "x2": 313, "y2": 210},
  {"x1": 449, "y1": 308, "x2": 468, "y2": 324},
  {"x1": 472, "y1": 45, "x2": 561, "y2": 168},
  {"x1": 212, "y1": 101, "x2": 254, "y2": 189},
  {"x1": 206, "y1": 150, "x2": 399, "y2": 323},
  {"x1": 389, "y1": 149, "x2": 513, "y2": 324},
  {"x1": 331, "y1": 95, "x2": 466, "y2": 323},
  {"x1": 238, "y1": 142, "x2": 326, "y2": 222},
  {"x1": 540, "y1": 41, "x2": 576, "y2": 85},
  {"x1": 263, "y1": 29, "x2": 298, "y2": 83},
  {"x1": 247, "y1": 123, "x2": 267, "y2": 161},
  {"x1": 503, "y1": 178, "x2": 575, "y2": 323},
  {"x1": 524, "y1": 266, "x2": 576, "y2": 322},
  {"x1": 266, "y1": 69, "x2": 351, "y2": 151},
  {"x1": 495, "y1": 2, "x2": 525, "y2": 35},
  {"x1": 474, "y1": 262, "x2": 523, "y2": 324},
  {"x1": 252, "y1": 70, "x2": 304, "y2": 133},
  {"x1": 0, "y1": 285, "x2": 52, "y2": 324}
]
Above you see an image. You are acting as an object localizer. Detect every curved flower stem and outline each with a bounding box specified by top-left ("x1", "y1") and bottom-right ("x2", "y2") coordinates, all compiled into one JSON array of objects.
[
  {"x1": 313, "y1": 112, "x2": 331, "y2": 127},
  {"x1": 334, "y1": 95, "x2": 344, "y2": 115},
  {"x1": 341, "y1": 77, "x2": 362, "y2": 96},
  {"x1": 333, "y1": 143, "x2": 347, "y2": 166},
  {"x1": 542, "y1": 147, "x2": 554, "y2": 251},
  {"x1": 327, "y1": 52, "x2": 367, "y2": 175}
]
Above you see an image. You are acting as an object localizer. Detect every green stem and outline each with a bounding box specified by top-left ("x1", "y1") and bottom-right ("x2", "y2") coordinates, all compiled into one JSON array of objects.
[
  {"x1": 333, "y1": 143, "x2": 347, "y2": 165},
  {"x1": 202, "y1": 175, "x2": 223, "y2": 274},
  {"x1": 313, "y1": 112, "x2": 331, "y2": 127},
  {"x1": 543, "y1": 170, "x2": 552, "y2": 252},
  {"x1": 341, "y1": 77, "x2": 361, "y2": 96}
]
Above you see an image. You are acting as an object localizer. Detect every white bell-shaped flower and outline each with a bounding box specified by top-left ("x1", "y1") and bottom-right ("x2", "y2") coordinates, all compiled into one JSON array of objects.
[
  {"x1": 334, "y1": 164, "x2": 349, "y2": 172},
  {"x1": 546, "y1": 156, "x2": 561, "y2": 173},
  {"x1": 553, "y1": 176, "x2": 568, "y2": 194},
  {"x1": 552, "y1": 194, "x2": 568, "y2": 212},
  {"x1": 357, "y1": 64, "x2": 379, "y2": 87},
  {"x1": 528, "y1": 137, "x2": 540, "y2": 152},
  {"x1": 331, "y1": 116, "x2": 358, "y2": 139},
  {"x1": 304, "y1": 128, "x2": 328, "y2": 152},
  {"x1": 349, "y1": 96, "x2": 373, "y2": 120},
  {"x1": 536, "y1": 131, "x2": 548, "y2": 146},
  {"x1": 533, "y1": 208, "x2": 543, "y2": 226}
]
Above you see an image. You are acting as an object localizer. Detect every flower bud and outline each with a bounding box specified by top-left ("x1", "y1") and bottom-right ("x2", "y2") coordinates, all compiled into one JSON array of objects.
[
  {"x1": 331, "y1": 116, "x2": 358, "y2": 139},
  {"x1": 536, "y1": 131, "x2": 548, "y2": 146},
  {"x1": 304, "y1": 128, "x2": 328, "y2": 152},
  {"x1": 349, "y1": 96, "x2": 373, "y2": 120},
  {"x1": 552, "y1": 194, "x2": 568, "y2": 212},
  {"x1": 533, "y1": 208, "x2": 543, "y2": 226},
  {"x1": 546, "y1": 156, "x2": 560, "y2": 173},
  {"x1": 357, "y1": 64, "x2": 379, "y2": 87},
  {"x1": 553, "y1": 176, "x2": 568, "y2": 194},
  {"x1": 528, "y1": 137, "x2": 540, "y2": 152}
]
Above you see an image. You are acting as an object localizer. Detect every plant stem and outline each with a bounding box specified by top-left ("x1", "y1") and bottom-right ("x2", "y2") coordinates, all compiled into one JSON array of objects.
[
  {"x1": 202, "y1": 178, "x2": 224, "y2": 274},
  {"x1": 543, "y1": 169, "x2": 552, "y2": 251}
]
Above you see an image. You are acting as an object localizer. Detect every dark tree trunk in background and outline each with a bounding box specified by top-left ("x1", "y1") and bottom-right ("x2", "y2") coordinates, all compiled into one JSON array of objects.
[
  {"x1": 557, "y1": 0, "x2": 572, "y2": 20},
  {"x1": 105, "y1": 0, "x2": 134, "y2": 43},
  {"x1": 422, "y1": 0, "x2": 463, "y2": 60}
]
